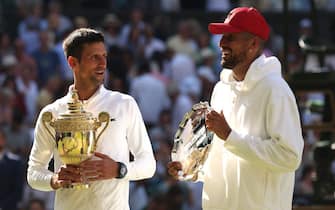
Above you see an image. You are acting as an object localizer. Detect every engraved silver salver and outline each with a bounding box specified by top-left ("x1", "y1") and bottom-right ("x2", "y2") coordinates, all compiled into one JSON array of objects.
[{"x1": 171, "y1": 101, "x2": 214, "y2": 181}]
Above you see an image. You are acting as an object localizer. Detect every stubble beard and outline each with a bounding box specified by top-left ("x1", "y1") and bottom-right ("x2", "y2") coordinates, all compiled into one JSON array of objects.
[
  {"x1": 221, "y1": 55, "x2": 237, "y2": 69},
  {"x1": 92, "y1": 77, "x2": 104, "y2": 88},
  {"x1": 221, "y1": 50, "x2": 246, "y2": 69}
]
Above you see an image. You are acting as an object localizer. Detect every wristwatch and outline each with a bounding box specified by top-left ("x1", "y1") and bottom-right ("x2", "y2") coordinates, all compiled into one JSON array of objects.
[{"x1": 116, "y1": 162, "x2": 128, "y2": 179}]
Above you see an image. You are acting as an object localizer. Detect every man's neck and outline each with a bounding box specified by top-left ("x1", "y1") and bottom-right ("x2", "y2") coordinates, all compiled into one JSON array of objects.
[
  {"x1": 232, "y1": 62, "x2": 251, "y2": 81},
  {"x1": 74, "y1": 85, "x2": 100, "y2": 100},
  {"x1": 232, "y1": 53, "x2": 261, "y2": 81}
]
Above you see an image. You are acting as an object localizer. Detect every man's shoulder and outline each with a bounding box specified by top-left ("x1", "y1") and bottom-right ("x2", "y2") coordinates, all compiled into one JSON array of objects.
[
  {"x1": 39, "y1": 95, "x2": 68, "y2": 113},
  {"x1": 262, "y1": 74, "x2": 290, "y2": 91},
  {"x1": 102, "y1": 89, "x2": 136, "y2": 104},
  {"x1": 261, "y1": 75, "x2": 295, "y2": 100}
]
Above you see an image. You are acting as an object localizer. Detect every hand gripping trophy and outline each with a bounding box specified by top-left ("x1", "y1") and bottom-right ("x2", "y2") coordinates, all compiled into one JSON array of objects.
[
  {"x1": 171, "y1": 101, "x2": 214, "y2": 181},
  {"x1": 42, "y1": 89, "x2": 110, "y2": 189}
]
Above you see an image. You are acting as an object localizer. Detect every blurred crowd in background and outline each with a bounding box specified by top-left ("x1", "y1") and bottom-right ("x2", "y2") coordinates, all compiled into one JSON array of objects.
[{"x1": 1, "y1": 0, "x2": 335, "y2": 210}]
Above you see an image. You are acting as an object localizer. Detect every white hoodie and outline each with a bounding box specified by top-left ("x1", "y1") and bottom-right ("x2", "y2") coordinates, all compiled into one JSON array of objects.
[{"x1": 201, "y1": 55, "x2": 304, "y2": 210}]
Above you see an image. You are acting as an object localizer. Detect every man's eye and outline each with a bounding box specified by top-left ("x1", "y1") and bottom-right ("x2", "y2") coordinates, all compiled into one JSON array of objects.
[{"x1": 90, "y1": 55, "x2": 107, "y2": 60}]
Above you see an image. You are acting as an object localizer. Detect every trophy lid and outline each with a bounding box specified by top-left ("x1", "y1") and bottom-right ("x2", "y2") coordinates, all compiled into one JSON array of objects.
[
  {"x1": 50, "y1": 89, "x2": 98, "y2": 132},
  {"x1": 59, "y1": 88, "x2": 93, "y2": 120}
]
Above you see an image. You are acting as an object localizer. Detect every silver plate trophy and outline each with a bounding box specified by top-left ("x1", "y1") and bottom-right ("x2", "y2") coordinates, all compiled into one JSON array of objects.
[{"x1": 171, "y1": 101, "x2": 214, "y2": 181}]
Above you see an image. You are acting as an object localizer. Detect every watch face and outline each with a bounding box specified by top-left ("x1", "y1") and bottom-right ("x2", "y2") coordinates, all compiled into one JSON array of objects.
[
  {"x1": 118, "y1": 162, "x2": 127, "y2": 178},
  {"x1": 120, "y1": 166, "x2": 126, "y2": 176}
]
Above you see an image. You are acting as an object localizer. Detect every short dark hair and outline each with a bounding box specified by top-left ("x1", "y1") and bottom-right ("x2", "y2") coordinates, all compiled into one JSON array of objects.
[{"x1": 62, "y1": 28, "x2": 104, "y2": 60}]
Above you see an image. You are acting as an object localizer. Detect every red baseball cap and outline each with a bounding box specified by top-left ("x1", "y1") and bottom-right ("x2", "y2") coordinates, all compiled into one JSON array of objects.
[{"x1": 208, "y1": 7, "x2": 270, "y2": 41}]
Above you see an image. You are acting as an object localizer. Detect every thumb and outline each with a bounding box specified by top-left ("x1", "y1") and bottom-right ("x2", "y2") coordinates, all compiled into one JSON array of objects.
[{"x1": 94, "y1": 152, "x2": 110, "y2": 159}]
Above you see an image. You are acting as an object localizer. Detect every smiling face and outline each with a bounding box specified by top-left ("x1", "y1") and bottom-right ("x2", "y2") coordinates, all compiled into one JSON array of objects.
[
  {"x1": 219, "y1": 32, "x2": 254, "y2": 69},
  {"x1": 70, "y1": 42, "x2": 107, "y2": 91}
]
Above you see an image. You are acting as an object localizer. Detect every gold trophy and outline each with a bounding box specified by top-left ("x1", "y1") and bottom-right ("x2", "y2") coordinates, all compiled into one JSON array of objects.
[{"x1": 42, "y1": 89, "x2": 110, "y2": 189}]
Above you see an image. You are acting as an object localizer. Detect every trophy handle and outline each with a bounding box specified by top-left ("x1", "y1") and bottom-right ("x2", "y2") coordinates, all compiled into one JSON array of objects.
[
  {"x1": 41, "y1": 112, "x2": 55, "y2": 139},
  {"x1": 96, "y1": 112, "x2": 110, "y2": 143}
]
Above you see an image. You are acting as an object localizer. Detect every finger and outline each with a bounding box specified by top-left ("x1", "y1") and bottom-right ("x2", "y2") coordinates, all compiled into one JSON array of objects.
[
  {"x1": 59, "y1": 171, "x2": 81, "y2": 181},
  {"x1": 84, "y1": 170, "x2": 104, "y2": 181},
  {"x1": 168, "y1": 168, "x2": 182, "y2": 180},
  {"x1": 211, "y1": 111, "x2": 223, "y2": 119},
  {"x1": 205, "y1": 118, "x2": 214, "y2": 129},
  {"x1": 94, "y1": 152, "x2": 110, "y2": 159},
  {"x1": 206, "y1": 111, "x2": 218, "y2": 120},
  {"x1": 167, "y1": 162, "x2": 182, "y2": 177},
  {"x1": 167, "y1": 161, "x2": 182, "y2": 170},
  {"x1": 63, "y1": 165, "x2": 81, "y2": 174},
  {"x1": 168, "y1": 167, "x2": 178, "y2": 177},
  {"x1": 209, "y1": 110, "x2": 219, "y2": 116},
  {"x1": 80, "y1": 159, "x2": 101, "y2": 169}
]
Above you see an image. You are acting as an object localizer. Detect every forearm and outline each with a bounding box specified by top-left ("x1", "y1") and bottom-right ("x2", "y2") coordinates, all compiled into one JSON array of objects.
[
  {"x1": 28, "y1": 111, "x2": 57, "y2": 191},
  {"x1": 27, "y1": 164, "x2": 55, "y2": 191},
  {"x1": 223, "y1": 130, "x2": 303, "y2": 172}
]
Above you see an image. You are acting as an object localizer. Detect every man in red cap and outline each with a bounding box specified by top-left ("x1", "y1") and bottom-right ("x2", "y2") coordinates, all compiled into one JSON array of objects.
[{"x1": 168, "y1": 7, "x2": 304, "y2": 210}]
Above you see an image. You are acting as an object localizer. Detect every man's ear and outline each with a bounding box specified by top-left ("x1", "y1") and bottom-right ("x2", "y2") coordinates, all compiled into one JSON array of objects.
[
  {"x1": 249, "y1": 37, "x2": 262, "y2": 55},
  {"x1": 67, "y1": 56, "x2": 77, "y2": 69},
  {"x1": 250, "y1": 37, "x2": 259, "y2": 49}
]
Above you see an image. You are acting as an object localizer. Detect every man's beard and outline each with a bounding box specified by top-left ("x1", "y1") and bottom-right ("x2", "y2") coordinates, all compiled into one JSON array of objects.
[
  {"x1": 221, "y1": 59, "x2": 235, "y2": 69},
  {"x1": 221, "y1": 56, "x2": 238, "y2": 69},
  {"x1": 221, "y1": 50, "x2": 245, "y2": 69}
]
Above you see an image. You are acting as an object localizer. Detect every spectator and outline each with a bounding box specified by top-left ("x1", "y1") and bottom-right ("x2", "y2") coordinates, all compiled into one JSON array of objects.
[
  {"x1": 73, "y1": 16, "x2": 89, "y2": 29},
  {"x1": 0, "y1": 128, "x2": 25, "y2": 210},
  {"x1": 197, "y1": 48, "x2": 217, "y2": 101},
  {"x1": 142, "y1": 24, "x2": 166, "y2": 59},
  {"x1": 25, "y1": 198, "x2": 46, "y2": 210},
  {"x1": 46, "y1": 0, "x2": 72, "y2": 42},
  {"x1": 101, "y1": 13, "x2": 122, "y2": 49},
  {"x1": 31, "y1": 30, "x2": 61, "y2": 88},
  {"x1": 18, "y1": 3, "x2": 48, "y2": 53},
  {"x1": 172, "y1": 75, "x2": 201, "y2": 131},
  {"x1": 169, "y1": 53, "x2": 196, "y2": 86},
  {"x1": 166, "y1": 20, "x2": 198, "y2": 60},
  {"x1": 206, "y1": 0, "x2": 231, "y2": 11},
  {"x1": 130, "y1": 60, "x2": 170, "y2": 127},
  {"x1": 119, "y1": 8, "x2": 146, "y2": 48},
  {"x1": 13, "y1": 38, "x2": 37, "y2": 79},
  {"x1": 16, "y1": 65, "x2": 39, "y2": 125},
  {"x1": 3, "y1": 108, "x2": 32, "y2": 160}
]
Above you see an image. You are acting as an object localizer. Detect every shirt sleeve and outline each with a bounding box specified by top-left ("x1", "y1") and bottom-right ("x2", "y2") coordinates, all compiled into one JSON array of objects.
[
  {"x1": 27, "y1": 109, "x2": 56, "y2": 191},
  {"x1": 223, "y1": 89, "x2": 304, "y2": 173},
  {"x1": 125, "y1": 97, "x2": 156, "y2": 180}
]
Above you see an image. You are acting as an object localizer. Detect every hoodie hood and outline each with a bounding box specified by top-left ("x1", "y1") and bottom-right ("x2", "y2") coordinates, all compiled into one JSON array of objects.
[{"x1": 220, "y1": 54, "x2": 282, "y2": 92}]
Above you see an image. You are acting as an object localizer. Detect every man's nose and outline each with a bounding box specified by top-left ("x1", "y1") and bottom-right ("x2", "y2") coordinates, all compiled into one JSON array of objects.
[{"x1": 99, "y1": 56, "x2": 107, "y2": 66}]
